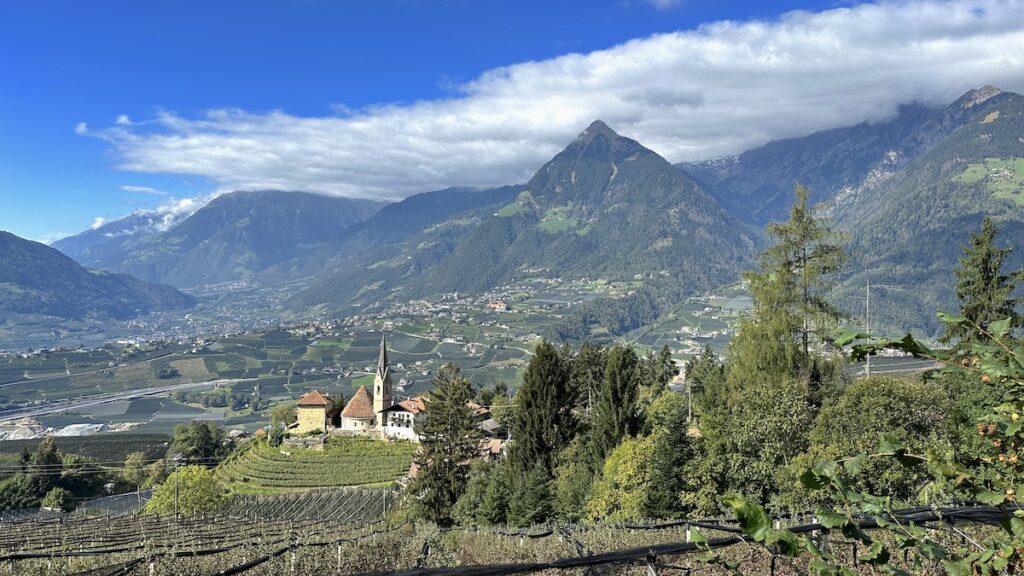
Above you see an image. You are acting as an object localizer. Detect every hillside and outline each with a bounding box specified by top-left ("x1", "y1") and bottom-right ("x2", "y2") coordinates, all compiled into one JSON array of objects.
[
  {"x1": 292, "y1": 121, "x2": 756, "y2": 312},
  {"x1": 681, "y1": 86, "x2": 1005, "y2": 227},
  {"x1": 831, "y1": 88, "x2": 1024, "y2": 334},
  {"x1": 218, "y1": 436, "x2": 414, "y2": 494},
  {"x1": 0, "y1": 231, "x2": 195, "y2": 320},
  {"x1": 55, "y1": 191, "x2": 386, "y2": 289}
]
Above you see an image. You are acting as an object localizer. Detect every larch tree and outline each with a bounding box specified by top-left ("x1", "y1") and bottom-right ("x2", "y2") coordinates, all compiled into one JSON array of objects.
[{"x1": 763, "y1": 184, "x2": 846, "y2": 359}]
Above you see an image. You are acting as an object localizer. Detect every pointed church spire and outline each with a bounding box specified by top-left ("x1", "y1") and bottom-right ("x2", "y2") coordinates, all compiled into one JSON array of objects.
[
  {"x1": 372, "y1": 331, "x2": 393, "y2": 424},
  {"x1": 377, "y1": 332, "x2": 389, "y2": 377}
]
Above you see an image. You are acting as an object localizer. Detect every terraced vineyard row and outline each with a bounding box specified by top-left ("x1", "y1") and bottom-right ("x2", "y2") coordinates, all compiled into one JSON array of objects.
[
  {"x1": 217, "y1": 436, "x2": 415, "y2": 493},
  {"x1": 222, "y1": 486, "x2": 395, "y2": 523}
]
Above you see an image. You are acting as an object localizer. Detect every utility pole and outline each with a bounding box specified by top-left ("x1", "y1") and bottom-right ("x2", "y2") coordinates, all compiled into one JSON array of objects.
[
  {"x1": 171, "y1": 453, "x2": 183, "y2": 521},
  {"x1": 865, "y1": 279, "x2": 871, "y2": 378}
]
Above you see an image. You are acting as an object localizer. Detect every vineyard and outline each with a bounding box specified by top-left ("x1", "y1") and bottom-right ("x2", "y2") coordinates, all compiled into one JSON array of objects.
[
  {"x1": 217, "y1": 436, "x2": 415, "y2": 493},
  {"x1": 0, "y1": 505, "x2": 1005, "y2": 575},
  {"x1": 222, "y1": 487, "x2": 395, "y2": 523}
]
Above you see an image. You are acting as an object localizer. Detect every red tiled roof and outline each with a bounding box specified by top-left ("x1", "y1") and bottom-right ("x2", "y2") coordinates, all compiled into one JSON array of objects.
[
  {"x1": 341, "y1": 386, "x2": 374, "y2": 420},
  {"x1": 383, "y1": 396, "x2": 428, "y2": 415},
  {"x1": 297, "y1": 390, "x2": 331, "y2": 407}
]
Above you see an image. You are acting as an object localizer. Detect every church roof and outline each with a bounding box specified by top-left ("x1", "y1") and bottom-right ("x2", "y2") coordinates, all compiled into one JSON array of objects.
[
  {"x1": 342, "y1": 386, "x2": 374, "y2": 420},
  {"x1": 296, "y1": 390, "x2": 331, "y2": 407}
]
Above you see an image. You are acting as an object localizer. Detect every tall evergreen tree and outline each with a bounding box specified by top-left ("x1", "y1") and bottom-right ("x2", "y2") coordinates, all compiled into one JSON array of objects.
[
  {"x1": 641, "y1": 345, "x2": 677, "y2": 406},
  {"x1": 644, "y1": 393, "x2": 695, "y2": 519},
  {"x1": 508, "y1": 341, "x2": 574, "y2": 475},
  {"x1": 508, "y1": 463, "x2": 553, "y2": 527},
  {"x1": 942, "y1": 217, "x2": 1021, "y2": 345},
  {"x1": 411, "y1": 363, "x2": 480, "y2": 527},
  {"x1": 763, "y1": 184, "x2": 846, "y2": 358},
  {"x1": 571, "y1": 342, "x2": 606, "y2": 417},
  {"x1": 479, "y1": 462, "x2": 513, "y2": 525},
  {"x1": 589, "y1": 345, "x2": 641, "y2": 467}
]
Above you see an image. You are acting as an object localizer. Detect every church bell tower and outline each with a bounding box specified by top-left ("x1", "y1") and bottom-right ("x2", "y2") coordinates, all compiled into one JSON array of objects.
[{"x1": 373, "y1": 332, "x2": 393, "y2": 425}]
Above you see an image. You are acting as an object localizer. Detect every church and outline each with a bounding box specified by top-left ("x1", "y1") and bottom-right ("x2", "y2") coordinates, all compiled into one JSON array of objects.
[{"x1": 294, "y1": 333, "x2": 427, "y2": 441}]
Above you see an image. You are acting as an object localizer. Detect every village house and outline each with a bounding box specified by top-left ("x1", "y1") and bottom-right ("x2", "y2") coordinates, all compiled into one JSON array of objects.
[{"x1": 293, "y1": 390, "x2": 336, "y2": 435}]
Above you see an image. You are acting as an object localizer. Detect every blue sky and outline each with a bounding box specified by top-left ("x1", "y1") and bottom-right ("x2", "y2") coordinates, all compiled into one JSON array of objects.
[{"x1": 2, "y1": 0, "x2": 1022, "y2": 243}]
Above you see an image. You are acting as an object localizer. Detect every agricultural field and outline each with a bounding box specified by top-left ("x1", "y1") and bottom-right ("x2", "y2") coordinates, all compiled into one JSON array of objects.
[
  {"x1": 0, "y1": 509, "x2": 974, "y2": 575},
  {"x1": 217, "y1": 436, "x2": 416, "y2": 494},
  {"x1": 1, "y1": 277, "x2": 746, "y2": 440},
  {"x1": 954, "y1": 156, "x2": 1024, "y2": 204}
]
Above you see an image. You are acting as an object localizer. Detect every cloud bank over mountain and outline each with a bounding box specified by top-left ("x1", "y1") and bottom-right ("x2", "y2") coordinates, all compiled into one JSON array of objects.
[{"x1": 84, "y1": 0, "x2": 1024, "y2": 202}]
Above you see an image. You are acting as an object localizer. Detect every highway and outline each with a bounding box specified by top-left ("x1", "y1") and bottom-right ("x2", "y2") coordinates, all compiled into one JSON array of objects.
[
  {"x1": 0, "y1": 378, "x2": 253, "y2": 423},
  {"x1": 843, "y1": 356, "x2": 941, "y2": 378}
]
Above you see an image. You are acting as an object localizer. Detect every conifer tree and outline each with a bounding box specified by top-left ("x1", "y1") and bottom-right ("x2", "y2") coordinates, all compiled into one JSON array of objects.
[
  {"x1": 479, "y1": 462, "x2": 512, "y2": 525},
  {"x1": 571, "y1": 342, "x2": 605, "y2": 416},
  {"x1": 589, "y1": 345, "x2": 641, "y2": 467},
  {"x1": 762, "y1": 184, "x2": 846, "y2": 358},
  {"x1": 942, "y1": 217, "x2": 1021, "y2": 345},
  {"x1": 508, "y1": 340, "x2": 574, "y2": 475},
  {"x1": 641, "y1": 345, "x2": 677, "y2": 407},
  {"x1": 644, "y1": 394, "x2": 694, "y2": 519},
  {"x1": 508, "y1": 463, "x2": 553, "y2": 527},
  {"x1": 411, "y1": 363, "x2": 480, "y2": 527}
]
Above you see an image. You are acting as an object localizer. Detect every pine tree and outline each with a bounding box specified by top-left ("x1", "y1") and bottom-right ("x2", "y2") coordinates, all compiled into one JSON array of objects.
[
  {"x1": 411, "y1": 363, "x2": 480, "y2": 527},
  {"x1": 942, "y1": 217, "x2": 1021, "y2": 345},
  {"x1": 508, "y1": 340, "x2": 574, "y2": 475},
  {"x1": 589, "y1": 345, "x2": 641, "y2": 467}
]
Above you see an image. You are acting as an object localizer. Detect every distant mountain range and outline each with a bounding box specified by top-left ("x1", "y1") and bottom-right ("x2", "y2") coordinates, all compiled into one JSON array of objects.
[
  {"x1": 682, "y1": 85, "x2": 1024, "y2": 331},
  {"x1": 0, "y1": 231, "x2": 194, "y2": 320},
  {"x1": 54, "y1": 191, "x2": 385, "y2": 288},
  {"x1": 291, "y1": 121, "x2": 756, "y2": 312},
  {"x1": 44, "y1": 86, "x2": 1024, "y2": 336}
]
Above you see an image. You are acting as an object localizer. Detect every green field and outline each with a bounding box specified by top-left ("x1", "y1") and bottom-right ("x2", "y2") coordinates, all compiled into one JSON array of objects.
[
  {"x1": 217, "y1": 436, "x2": 415, "y2": 494},
  {"x1": 954, "y1": 157, "x2": 1024, "y2": 204}
]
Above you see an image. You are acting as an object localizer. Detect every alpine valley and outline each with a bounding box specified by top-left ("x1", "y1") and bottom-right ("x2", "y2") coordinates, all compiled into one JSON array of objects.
[{"x1": 5, "y1": 86, "x2": 1024, "y2": 350}]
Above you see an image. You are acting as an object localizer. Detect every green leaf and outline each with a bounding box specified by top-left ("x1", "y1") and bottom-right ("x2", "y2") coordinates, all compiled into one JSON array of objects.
[
  {"x1": 1012, "y1": 516, "x2": 1024, "y2": 539},
  {"x1": 941, "y1": 558, "x2": 972, "y2": 576},
  {"x1": 724, "y1": 494, "x2": 772, "y2": 541},
  {"x1": 989, "y1": 317, "x2": 1013, "y2": 338},
  {"x1": 975, "y1": 489, "x2": 1006, "y2": 506},
  {"x1": 766, "y1": 529, "x2": 800, "y2": 556},
  {"x1": 937, "y1": 311, "x2": 967, "y2": 325},
  {"x1": 917, "y1": 541, "x2": 946, "y2": 561},
  {"x1": 861, "y1": 541, "x2": 890, "y2": 564},
  {"x1": 815, "y1": 508, "x2": 848, "y2": 529},
  {"x1": 833, "y1": 330, "x2": 868, "y2": 348},
  {"x1": 800, "y1": 468, "x2": 829, "y2": 490},
  {"x1": 843, "y1": 454, "x2": 867, "y2": 476}
]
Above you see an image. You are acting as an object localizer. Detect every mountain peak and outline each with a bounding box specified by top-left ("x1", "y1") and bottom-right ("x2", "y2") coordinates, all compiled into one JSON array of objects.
[
  {"x1": 957, "y1": 85, "x2": 1003, "y2": 109},
  {"x1": 577, "y1": 120, "x2": 620, "y2": 144}
]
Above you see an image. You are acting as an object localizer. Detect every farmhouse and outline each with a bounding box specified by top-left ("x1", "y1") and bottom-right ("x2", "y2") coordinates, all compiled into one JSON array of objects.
[
  {"x1": 294, "y1": 390, "x2": 336, "y2": 435},
  {"x1": 380, "y1": 396, "x2": 427, "y2": 441}
]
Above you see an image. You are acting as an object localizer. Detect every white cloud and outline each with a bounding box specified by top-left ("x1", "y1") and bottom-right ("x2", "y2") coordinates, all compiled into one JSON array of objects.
[
  {"x1": 86, "y1": 0, "x2": 1024, "y2": 202},
  {"x1": 120, "y1": 185, "x2": 167, "y2": 196},
  {"x1": 74, "y1": 122, "x2": 88, "y2": 135},
  {"x1": 115, "y1": 114, "x2": 132, "y2": 125},
  {"x1": 89, "y1": 217, "x2": 107, "y2": 230}
]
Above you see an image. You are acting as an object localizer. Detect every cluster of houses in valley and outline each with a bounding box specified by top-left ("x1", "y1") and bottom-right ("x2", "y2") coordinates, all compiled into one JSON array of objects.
[{"x1": 291, "y1": 334, "x2": 504, "y2": 447}]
